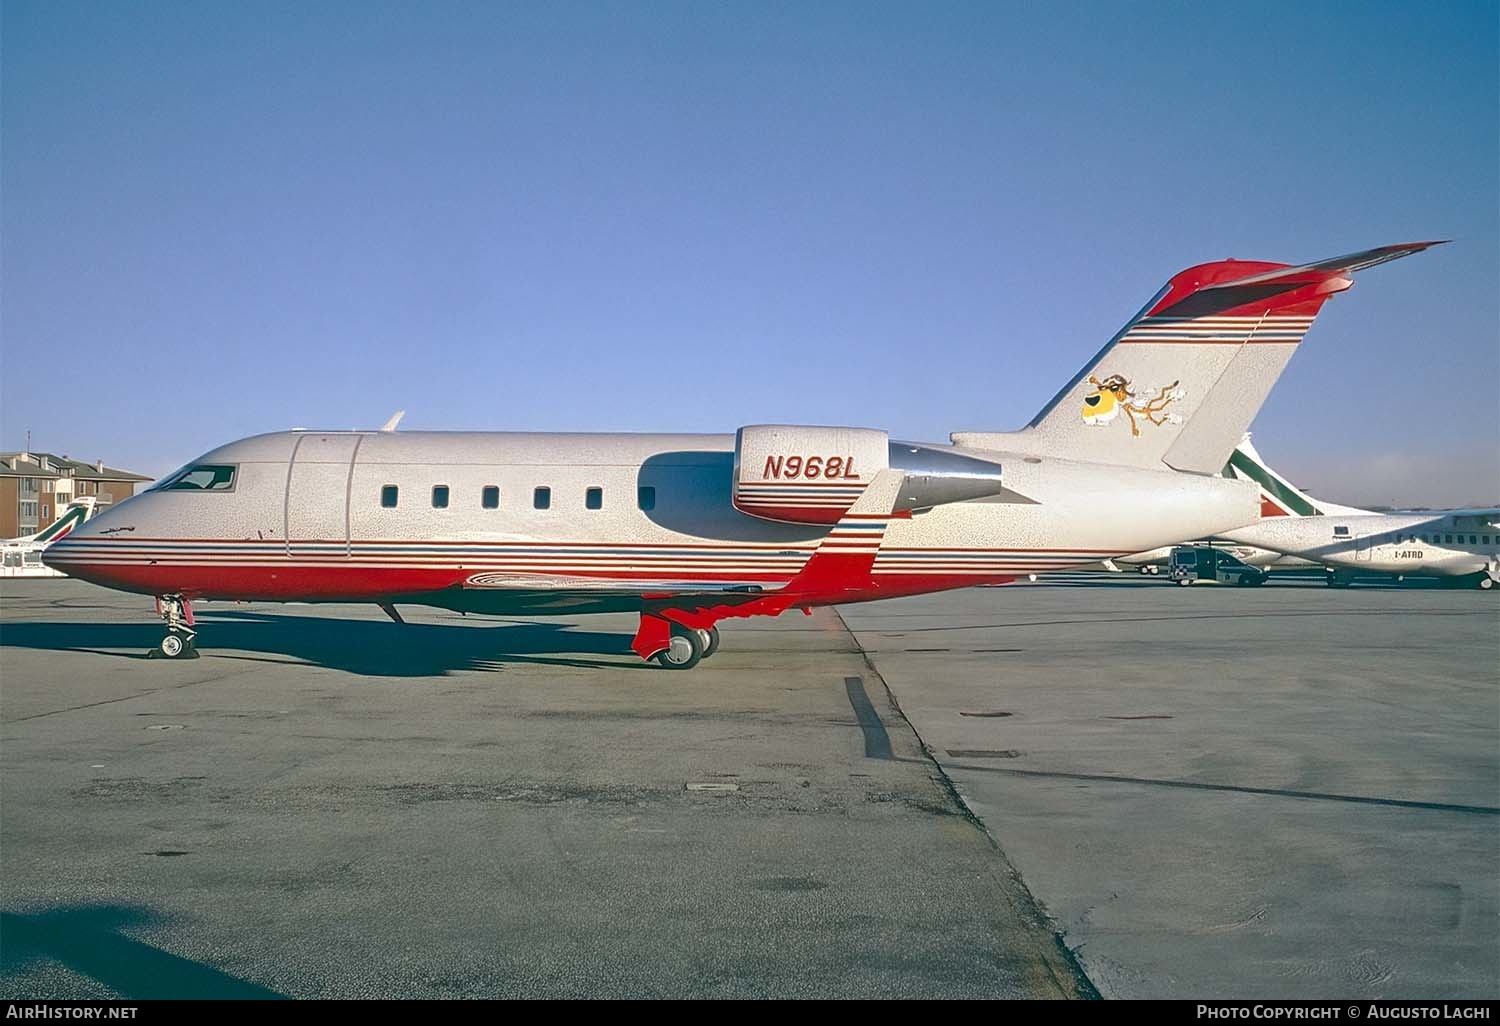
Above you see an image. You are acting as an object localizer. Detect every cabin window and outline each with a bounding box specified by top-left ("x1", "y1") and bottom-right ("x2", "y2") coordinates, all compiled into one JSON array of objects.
[
  {"x1": 432, "y1": 485, "x2": 449, "y2": 509},
  {"x1": 638, "y1": 486, "x2": 656, "y2": 511},
  {"x1": 586, "y1": 487, "x2": 603, "y2": 510},
  {"x1": 534, "y1": 487, "x2": 551, "y2": 510},
  {"x1": 162, "y1": 464, "x2": 237, "y2": 491},
  {"x1": 381, "y1": 485, "x2": 399, "y2": 508},
  {"x1": 482, "y1": 486, "x2": 499, "y2": 509},
  {"x1": 1333, "y1": 526, "x2": 1349, "y2": 537}
]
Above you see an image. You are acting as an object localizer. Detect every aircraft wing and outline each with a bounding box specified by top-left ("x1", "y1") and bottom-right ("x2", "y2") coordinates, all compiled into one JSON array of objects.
[
  {"x1": 462, "y1": 468, "x2": 914, "y2": 607},
  {"x1": 462, "y1": 572, "x2": 787, "y2": 595}
]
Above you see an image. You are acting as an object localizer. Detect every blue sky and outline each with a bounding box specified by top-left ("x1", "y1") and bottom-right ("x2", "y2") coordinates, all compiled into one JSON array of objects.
[{"x1": 3, "y1": 1, "x2": 1496, "y2": 505}]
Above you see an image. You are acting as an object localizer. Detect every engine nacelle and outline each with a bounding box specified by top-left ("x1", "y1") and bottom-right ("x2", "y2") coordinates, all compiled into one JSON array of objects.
[
  {"x1": 734, "y1": 425, "x2": 888, "y2": 524},
  {"x1": 734, "y1": 425, "x2": 1009, "y2": 524}
]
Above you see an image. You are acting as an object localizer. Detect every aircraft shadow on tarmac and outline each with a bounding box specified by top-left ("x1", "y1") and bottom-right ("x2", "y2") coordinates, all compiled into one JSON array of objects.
[
  {"x1": 0, "y1": 611, "x2": 645, "y2": 677},
  {"x1": 0, "y1": 906, "x2": 287, "y2": 1000}
]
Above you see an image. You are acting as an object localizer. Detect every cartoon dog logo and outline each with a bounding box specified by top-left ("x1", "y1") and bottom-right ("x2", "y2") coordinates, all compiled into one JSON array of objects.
[{"x1": 1081, "y1": 374, "x2": 1186, "y2": 436}]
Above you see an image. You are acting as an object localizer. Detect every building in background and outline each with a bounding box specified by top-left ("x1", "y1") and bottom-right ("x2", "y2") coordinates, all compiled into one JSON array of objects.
[{"x1": 0, "y1": 452, "x2": 152, "y2": 538}]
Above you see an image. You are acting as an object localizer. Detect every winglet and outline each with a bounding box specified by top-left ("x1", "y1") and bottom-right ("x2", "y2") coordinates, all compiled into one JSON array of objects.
[
  {"x1": 782, "y1": 469, "x2": 905, "y2": 593},
  {"x1": 635, "y1": 470, "x2": 908, "y2": 657},
  {"x1": 380, "y1": 410, "x2": 406, "y2": 433}
]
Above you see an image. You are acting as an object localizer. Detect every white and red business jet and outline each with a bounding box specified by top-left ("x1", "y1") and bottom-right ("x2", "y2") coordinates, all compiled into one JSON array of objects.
[{"x1": 45, "y1": 243, "x2": 1440, "y2": 667}]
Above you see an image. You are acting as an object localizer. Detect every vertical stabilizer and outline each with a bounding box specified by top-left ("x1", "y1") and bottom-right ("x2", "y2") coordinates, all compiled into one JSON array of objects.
[{"x1": 953, "y1": 243, "x2": 1443, "y2": 472}]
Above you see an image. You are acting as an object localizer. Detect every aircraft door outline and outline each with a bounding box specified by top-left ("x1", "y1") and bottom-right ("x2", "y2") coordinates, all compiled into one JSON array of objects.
[{"x1": 285, "y1": 434, "x2": 363, "y2": 558}]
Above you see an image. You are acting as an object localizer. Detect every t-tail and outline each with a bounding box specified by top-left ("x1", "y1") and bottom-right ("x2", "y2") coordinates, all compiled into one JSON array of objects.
[
  {"x1": 954, "y1": 242, "x2": 1445, "y2": 472},
  {"x1": 1223, "y1": 435, "x2": 1373, "y2": 518}
]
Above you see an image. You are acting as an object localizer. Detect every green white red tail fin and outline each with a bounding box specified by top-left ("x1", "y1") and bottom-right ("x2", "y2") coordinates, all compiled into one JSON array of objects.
[{"x1": 1223, "y1": 436, "x2": 1373, "y2": 518}]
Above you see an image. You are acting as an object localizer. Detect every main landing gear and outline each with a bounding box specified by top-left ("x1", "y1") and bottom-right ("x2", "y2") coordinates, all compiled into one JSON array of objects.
[
  {"x1": 150, "y1": 594, "x2": 199, "y2": 659},
  {"x1": 634, "y1": 615, "x2": 722, "y2": 670},
  {"x1": 654, "y1": 624, "x2": 721, "y2": 670},
  {"x1": 697, "y1": 626, "x2": 721, "y2": 658}
]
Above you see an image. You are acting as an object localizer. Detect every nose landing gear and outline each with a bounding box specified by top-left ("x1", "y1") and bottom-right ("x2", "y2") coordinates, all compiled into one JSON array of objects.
[{"x1": 150, "y1": 594, "x2": 199, "y2": 659}]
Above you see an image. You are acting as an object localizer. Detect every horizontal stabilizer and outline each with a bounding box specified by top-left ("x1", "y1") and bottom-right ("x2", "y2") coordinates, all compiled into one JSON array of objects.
[
  {"x1": 1191, "y1": 241, "x2": 1447, "y2": 291},
  {"x1": 1147, "y1": 241, "x2": 1447, "y2": 320}
]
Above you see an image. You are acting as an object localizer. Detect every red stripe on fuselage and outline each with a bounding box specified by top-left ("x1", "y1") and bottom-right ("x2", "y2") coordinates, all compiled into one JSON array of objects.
[{"x1": 57, "y1": 560, "x2": 1023, "y2": 607}]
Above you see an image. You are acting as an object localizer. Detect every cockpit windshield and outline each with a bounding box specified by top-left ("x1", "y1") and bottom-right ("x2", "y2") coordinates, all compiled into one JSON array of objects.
[{"x1": 152, "y1": 464, "x2": 237, "y2": 492}]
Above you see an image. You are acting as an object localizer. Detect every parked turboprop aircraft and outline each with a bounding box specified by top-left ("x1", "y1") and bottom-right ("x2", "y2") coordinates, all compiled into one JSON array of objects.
[
  {"x1": 1221, "y1": 509, "x2": 1500, "y2": 589},
  {"x1": 1111, "y1": 435, "x2": 1373, "y2": 573},
  {"x1": 43, "y1": 242, "x2": 1441, "y2": 665},
  {"x1": 0, "y1": 498, "x2": 100, "y2": 578}
]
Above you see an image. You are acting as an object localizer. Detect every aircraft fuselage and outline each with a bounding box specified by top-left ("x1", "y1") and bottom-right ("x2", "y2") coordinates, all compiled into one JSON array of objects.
[
  {"x1": 1223, "y1": 512, "x2": 1500, "y2": 583},
  {"x1": 46, "y1": 429, "x2": 1259, "y2": 614}
]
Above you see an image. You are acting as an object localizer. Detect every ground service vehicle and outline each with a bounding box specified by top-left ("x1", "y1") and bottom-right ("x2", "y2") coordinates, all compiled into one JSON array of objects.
[{"x1": 1170, "y1": 545, "x2": 1268, "y2": 587}]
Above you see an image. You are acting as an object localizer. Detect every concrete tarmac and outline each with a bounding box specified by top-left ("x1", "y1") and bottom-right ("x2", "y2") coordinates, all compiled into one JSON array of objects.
[
  {"x1": 841, "y1": 576, "x2": 1500, "y2": 999},
  {"x1": 2, "y1": 576, "x2": 1496, "y2": 998},
  {"x1": 0, "y1": 579, "x2": 1087, "y2": 1000}
]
